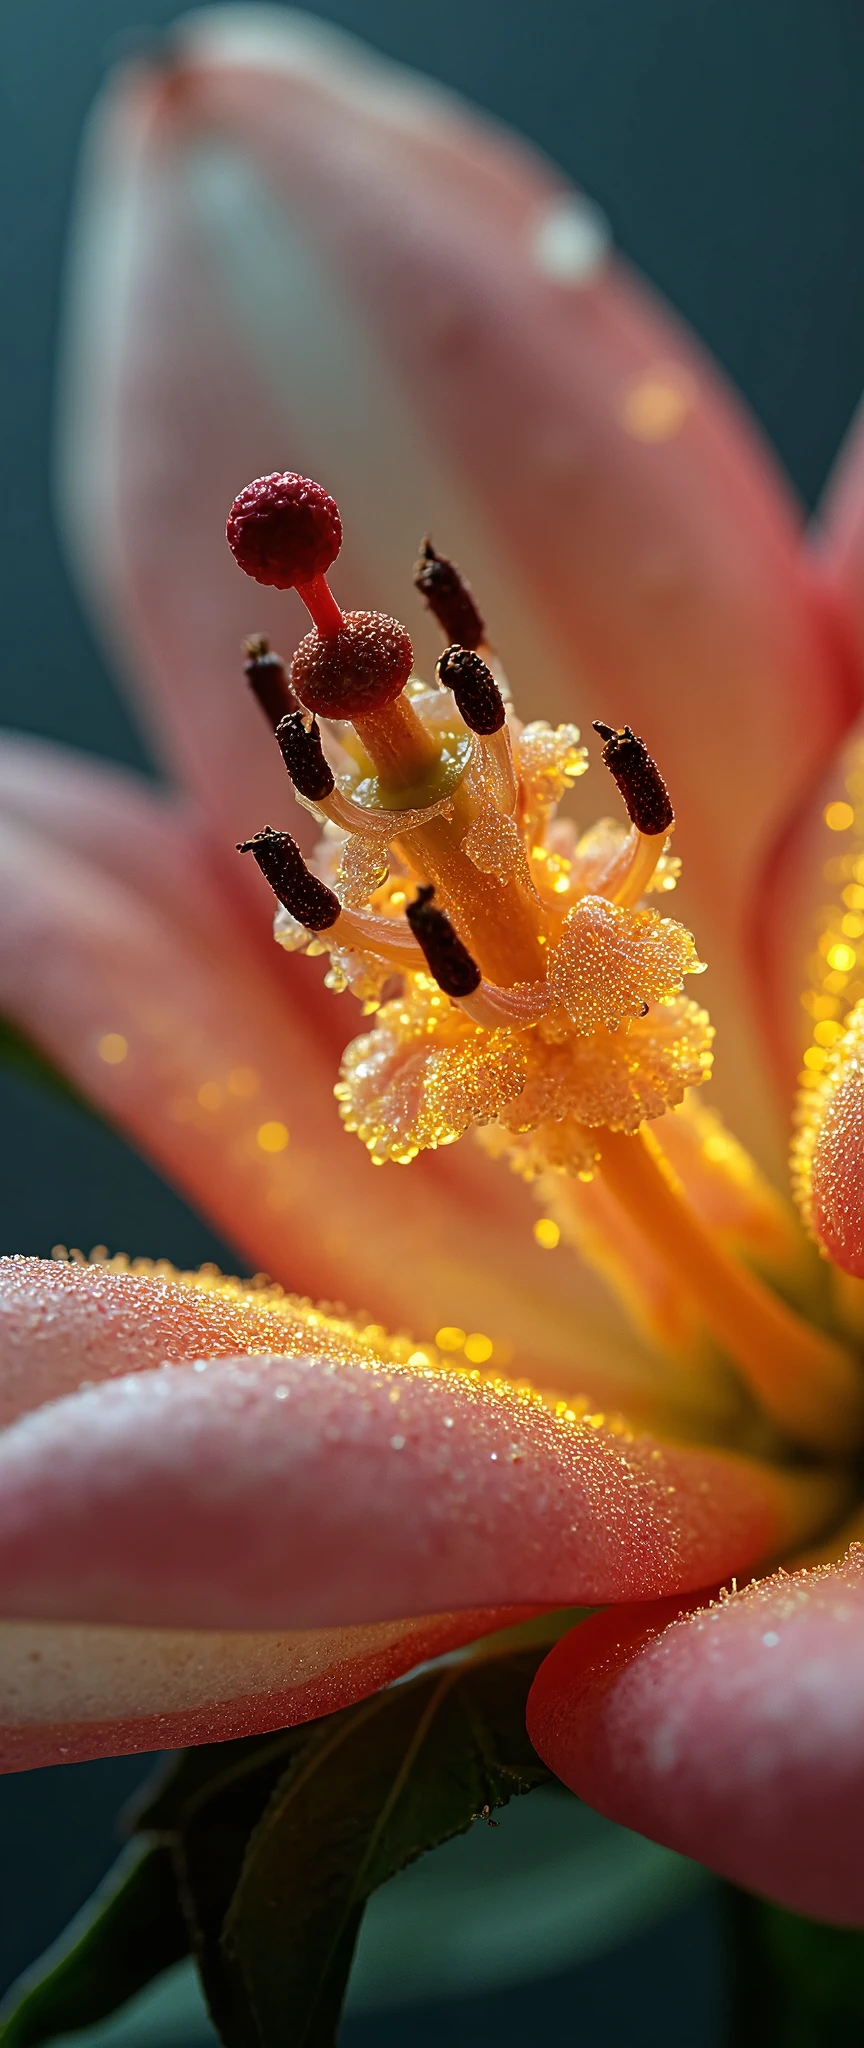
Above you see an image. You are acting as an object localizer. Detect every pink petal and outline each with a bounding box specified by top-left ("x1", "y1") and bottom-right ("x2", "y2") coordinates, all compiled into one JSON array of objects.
[
  {"x1": 0, "y1": 1350, "x2": 838, "y2": 1633},
  {"x1": 803, "y1": 1013, "x2": 864, "y2": 1277},
  {"x1": 527, "y1": 1549, "x2": 864, "y2": 1922},
  {"x1": 0, "y1": 760, "x2": 706, "y2": 1422},
  {"x1": 0, "y1": 1607, "x2": 519, "y2": 1774},
  {"x1": 815, "y1": 392, "x2": 864, "y2": 677},
  {"x1": 756, "y1": 396, "x2": 864, "y2": 1091},
  {"x1": 59, "y1": 12, "x2": 855, "y2": 1163},
  {"x1": 748, "y1": 709, "x2": 864, "y2": 1096}
]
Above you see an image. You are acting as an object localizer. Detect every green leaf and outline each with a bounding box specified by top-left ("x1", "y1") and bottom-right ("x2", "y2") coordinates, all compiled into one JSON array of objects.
[
  {"x1": 0, "y1": 1018, "x2": 97, "y2": 1118},
  {"x1": 0, "y1": 1843, "x2": 189, "y2": 2048},
  {"x1": 163, "y1": 1741, "x2": 316, "y2": 2048},
  {"x1": 726, "y1": 1887, "x2": 864, "y2": 2046},
  {"x1": 223, "y1": 1646, "x2": 552, "y2": 2048},
  {"x1": 0, "y1": 1621, "x2": 579, "y2": 2048}
]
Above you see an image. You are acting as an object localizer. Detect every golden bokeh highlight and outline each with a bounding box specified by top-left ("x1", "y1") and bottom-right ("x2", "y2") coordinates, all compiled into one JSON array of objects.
[
  {"x1": 534, "y1": 1217, "x2": 561, "y2": 1250},
  {"x1": 825, "y1": 802, "x2": 854, "y2": 832},
  {"x1": 620, "y1": 365, "x2": 695, "y2": 443},
  {"x1": 97, "y1": 1033, "x2": 128, "y2": 1065},
  {"x1": 256, "y1": 1120, "x2": 290, "y2": 1154},
  {"x1": 464, "y1": 1332, "x2": 494, "y2": 1365},
  {"x1": 435, "y1": 1326, "x2": 467, "y2": 1352}
]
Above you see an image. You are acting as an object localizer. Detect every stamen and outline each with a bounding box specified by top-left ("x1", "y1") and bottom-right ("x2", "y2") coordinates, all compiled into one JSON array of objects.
[
  {"x1": 237, "y1": 827, "x2": 340, "y2": 930},
  {"x1": 405, "y1": 886, "x2": 482, "y2": 997},
  {"x1": 438, "y1": 646, "x2": 506, "y2": 735},
  {"x1": 243, "y1": 636, "x2": 297, "y2": 731},
  {"x1": 414, "y1": 539, "x2": 485, "y2": 650},
  {"x1": 593, "y1": 723, "x2": 674, "y2": 837},
  {"x1": 276, "y1": 711, "x2": 335, "y2": 802},
  {"x1": 595, "y1": 826, "x2": 672, "y2": 910}
]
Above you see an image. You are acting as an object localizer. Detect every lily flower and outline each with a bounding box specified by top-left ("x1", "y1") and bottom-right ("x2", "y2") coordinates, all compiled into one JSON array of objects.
[{"x1": 4, "y1": 5, "x2": 864, "y2": 1931}]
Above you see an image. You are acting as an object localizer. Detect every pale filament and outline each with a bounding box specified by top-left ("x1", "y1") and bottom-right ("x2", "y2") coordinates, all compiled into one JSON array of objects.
[
  {"x1": 331, "y1": 909, "x2": 426, "y2": 968},
  {"x1": 596, "y1": 826, "x2": 672, "y2": 908},
  {"x1": 458, "y1": 979, "x2": 553, "y2": 1029},
  {"x1": 296, "y1": 779, "x2": 467, "y2": 842},
  {"x1": 470, "y1": 728, "x2": 519, "y2": 814}
]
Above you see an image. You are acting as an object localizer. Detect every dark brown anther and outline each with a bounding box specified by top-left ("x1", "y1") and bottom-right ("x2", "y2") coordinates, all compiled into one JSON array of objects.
[
  {"x1": 276, "y1": 711, "x2": 335, "y2": 802},
  {"x1": 243, "y1": 635, "x2": 298, "y2": 730},
  {"x1": 414, "y1": 539, "x2": 485, "y2": 651},
  {"x1": 593, "y1": 723, "x2": 674, "y2": 837},
  {"x1": 406, "y1": 885, "x2": 482, "y2": 998},
  {"x1": 237, "y1": 826, "x2": 340, "y2": 930},
  {"x1": 437, "y1": 646, "x2": 505, "y2": 735}
]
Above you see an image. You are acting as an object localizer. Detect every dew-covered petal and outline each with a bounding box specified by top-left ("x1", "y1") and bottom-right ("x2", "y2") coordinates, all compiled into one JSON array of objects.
[
  {"x1": 0, "y1": 1253, "x2": 414, "y2": 1429},
  {"x1": 0, "y1": 1349, "x2": 840, "y2": 1632},
  {"x1": 58, "y1": 9, "x2": 855, "y2": 1166},
  {"x1": 752, "y1": 712, "x2": 864, "y2": 1102},
  {"x1": 0, "y1": 1608, "x2": 517, "y2": 1775},
  {"x1": 527, "y1": 1547, "x2": 864, "y2": 1923},
  {"x1": 791, "y1": 998, "x2": 864, "y2": 1276}
]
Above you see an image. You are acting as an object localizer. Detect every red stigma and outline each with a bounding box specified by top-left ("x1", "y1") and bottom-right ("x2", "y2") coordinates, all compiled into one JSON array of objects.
[
  {"x1": 227, "y1": 473, "x2": 342, "y2": 592},
  {"x1": 291, "y1": 612, "x2": 414, "y2": 720}
]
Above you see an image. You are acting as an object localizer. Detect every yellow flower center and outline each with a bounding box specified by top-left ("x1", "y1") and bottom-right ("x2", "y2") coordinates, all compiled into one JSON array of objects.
[{"x1": 234, "y1": 509, "x2": 864, "y2": 1466}]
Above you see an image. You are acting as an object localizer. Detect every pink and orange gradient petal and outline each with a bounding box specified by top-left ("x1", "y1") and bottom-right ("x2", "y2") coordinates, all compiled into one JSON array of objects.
[
  {"x1": 0, "y1": 1337, "x2": 840, "y2": 1635},
  {"x1": 816, "y1": 389, "x2": 864, "y2": 685},
  {"x1": 528, "y1": 1549, "x2": 864, "y2": 1923},
  {"x1": 59, "y1": 9, "x2": 858, "y2": 1165},
  {"x1": 0, "y1": 1607, "x2": 526, "y2": 1776}
]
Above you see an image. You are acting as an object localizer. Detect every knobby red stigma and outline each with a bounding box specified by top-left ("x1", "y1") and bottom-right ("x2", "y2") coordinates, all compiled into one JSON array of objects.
[
  {"x1": 227, "y1": 472, "x2": 341, "y2": 590},
  {"x1": 229, "y1": 472, "x2": 415, "y2": 722},
  {"x1": 227, "y1": 471, "x2": 344, "y2": 639}
]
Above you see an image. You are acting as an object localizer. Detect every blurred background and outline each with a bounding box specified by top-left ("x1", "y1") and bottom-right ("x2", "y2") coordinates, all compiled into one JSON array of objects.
[{"x1": 2, "y1": 0, "x2": 864, "y2": 2037}]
